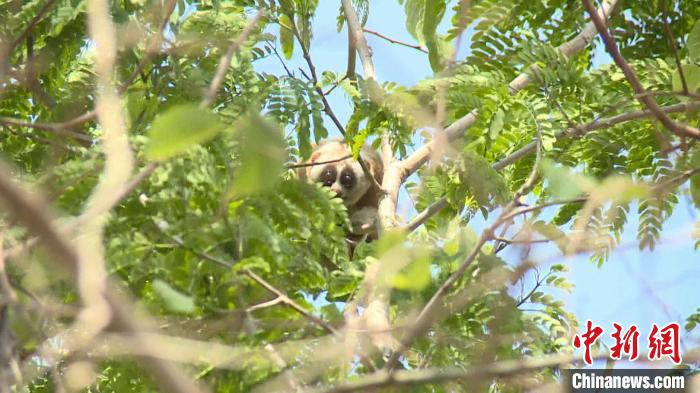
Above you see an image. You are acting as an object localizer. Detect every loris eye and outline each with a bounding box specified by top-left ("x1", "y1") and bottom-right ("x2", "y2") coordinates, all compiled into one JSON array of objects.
[
  {"x1": 340, "y1": 169, "x2": 355, "y2": 189},
  {"x1": 319, "y1": 166, "x2": 337, "y2": 187}
]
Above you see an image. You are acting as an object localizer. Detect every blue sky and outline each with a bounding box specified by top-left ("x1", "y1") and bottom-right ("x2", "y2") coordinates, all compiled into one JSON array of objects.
[{"x1": 253, "y1": 1, "x2": 699, "y2": 364}]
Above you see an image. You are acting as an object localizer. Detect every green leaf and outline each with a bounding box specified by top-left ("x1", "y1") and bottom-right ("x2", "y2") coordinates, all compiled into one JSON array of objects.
[
  {"x1": 392, "y1": 253, "x2": 431, "y2": 291},
  {"x1": 426, "y1": 34, "x2": 453, "y2": 72},
  {"x1": 671, "y1": 64, "x2": 700, "y2": 95},
  {"x1": 688, "y1": 22, "x2": 700, "y2": 62},
  {"x1": 152, "y1": 279, "x2": 195, "y2": 314},
  {"x1": 443, "y1": 217, "x2": 477, "y2": 256},
  {"x1": 690, "y1": 148, "x2": 700, "y2": 208},
  {"x1": 532, "y1": 221, "x2": 568, "y2": 253},
  {"x1": 489, "y1": 108, "x2": 505, "y2": 138},
  {"x1": 423, "y1": 1, "x2": 447, "y2": 72},
  {"x1": 234, "y1": 256, "x2": 270, "y2": 273},
  {"x1": 540, "y1": 160, "x2": 595, "y2": 199},
  {"x1": 146, "y1": 104, "x2": 224, "y2": 160},
  {"x1": 279, "y1": 14, "x2": 295, "y2": 59},
  {"x1": 422, "y1": 0, "x2": 446, "y2": 44},
  {"x1": 374, "y1": 230, "x2": 407, "y2": 257},
  {"x1": 404, "y1": 0, "x2": 426, "y2": 43},
  {"x1": 230, "y1": 113, "x2": 287, "y2": 196}
]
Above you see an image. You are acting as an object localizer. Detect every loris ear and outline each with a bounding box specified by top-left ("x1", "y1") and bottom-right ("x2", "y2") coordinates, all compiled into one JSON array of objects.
[
  {"x1": 361, "y1": 146, "x2": 383, "y2": 184},
  {"x1": 369, "y1": 159, "x2": 383, "y2": 184},
  {"x1": 296, "y1": 166, "x2": 307, "y2": 180},
  {"x1": 297, "y1": 149, "x2": 322, "y2": 180}
]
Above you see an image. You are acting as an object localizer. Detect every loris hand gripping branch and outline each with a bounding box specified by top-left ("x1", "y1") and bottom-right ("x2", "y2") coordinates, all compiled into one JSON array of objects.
[{"x1": 298, "y1": 139, "x2": 383, "y2": 246}]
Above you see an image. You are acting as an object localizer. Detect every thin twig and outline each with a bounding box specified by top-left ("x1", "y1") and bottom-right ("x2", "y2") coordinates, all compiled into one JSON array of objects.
[
  {"x1": 500, "y1": 198, "x2": 588, "y2": 223},
  {"x1": 288, "y1": 154, "x2": 352, "y2": 169},
  {"x1": 515, "y1": 271, "x2": 549, "y2": 308},
  {"x1": 246, "y1": 297, "x2": 284, "y2": 312},
  {"x1": 583, "y1": 0, "x2": 700, "y2": 139},
  {"x1": 120, "y1": 0, "x2": 178, "y2": 92},
  {"x1": 8, "y1": 0, "x2": 59, "y2": 53},
  {"x1": 324, "y1": 78, "x2": 343, "y2": 96},
  {"x1": 652, "y1": 168, "x2": 700, "y2": 191},
  {"x1": 0, "y1": 116, "x2": 92, "y2": 144},
  {"x1": 493, "y1": 236, "x2": 553, "y2": 245},
  {"x1": 287, "y1": 19, "x2": 347, "y2": 136},
  {"x1": 661, "y1": 6, "x2": 688, "y2": 94},
  {"x1": 244, "y1": 269, "x2": 340, "y2": 335},
  {"x1": 201, "y1": 11, "x2": 263, "y2": 108},
  {"x1": 112, "y1": 163, "x2": 159, "y2": 203},
  {"x1": 362, "y1": 28, "x2": 427, "y2": 53},
  {"x1": 155, "y1": 221, "x2": 340, "y2": 336},
  {"x1": 271, "y1": 43, "x2": 294, "y2": 78}
]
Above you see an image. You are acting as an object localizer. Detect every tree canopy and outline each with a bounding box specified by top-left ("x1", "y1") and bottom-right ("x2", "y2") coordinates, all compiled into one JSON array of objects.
[{"x1": 0, "y1": 0, "x2": 699, "y2": 392}]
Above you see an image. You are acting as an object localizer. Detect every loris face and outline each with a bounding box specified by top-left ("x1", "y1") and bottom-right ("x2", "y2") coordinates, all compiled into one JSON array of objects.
[{"x1": 304, "y1": 141, "x2": 371, "y2": 207}]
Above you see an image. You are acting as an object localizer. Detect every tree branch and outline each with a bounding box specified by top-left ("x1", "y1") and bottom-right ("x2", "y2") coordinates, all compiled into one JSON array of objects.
[
  {"x1": 0, "y1": 116, "x2": 92, "y2": 144},
  {"x1": 8, "y1": 0, "x2": 59, "y2": 54},
  {"x1": 583, "y1": 0, "x2": 700, "y2": 139},
  {"x1": 307, "y1": 352, "x2": 612, "y2": 393},
  {"x1": 120, "y1": 0, "x2": 178, "y2": 92},
  {"x1": 341, "y1": 0, "x2": 396, "y2": 226},
  {"x1": 399, "y1": 0, "x2": 621, "y2": 180},
  {"x1": 385, "y1": 115, "x2": 545, "y2": 370},
  {"x1": 244, "y1": 269, "x2": 340, "y2": 335},
  {"x1": 341, "y1": 0, "x2": 376, "y2": 80},
  {"x1": 345, "y1": 21, "x2": 357, "y2": 80},
  {"x1": 288, "y1": 154, "x2": 352, "y2": 169},
  {"x1": 362, "y1": 27, "x2": 427, "y2": 53},
  {"x1": 0, "y1": 162, "x2": 208, "y2": 393},
  {"x1": 404, "y1": 100, "x2": 700, "y2": 232},
  {"x1": 403, "y1": 198, "x2": 448, "y2": 232}
]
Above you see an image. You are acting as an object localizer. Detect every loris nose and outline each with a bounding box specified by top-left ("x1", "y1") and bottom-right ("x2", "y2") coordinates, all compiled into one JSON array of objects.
[{"x1": 330, "y1": 184, "x2": 344, "y2": 198}]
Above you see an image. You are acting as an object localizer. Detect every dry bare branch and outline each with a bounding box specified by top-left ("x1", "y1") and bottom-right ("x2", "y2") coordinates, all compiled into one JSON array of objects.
[
  {"x1": 341, "y1": 0, "x2": 376, "y2": 81},
  {"x1": 307, "y1": 352, "x2": 609, "y2": 393},
  {"x1": 0, "y1": 234, "x2": 21, "y2": 392},
  {"x1": 75, "y1": 0, "x2": 137, "y2": 341},
  {"x1": 0, "y1": 116, "x2": 92, "y2": 144},
  {"x1": 583, "y1": 0, "x2": 700, "y2": 140}
]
